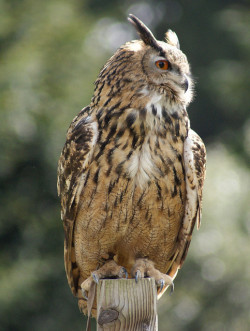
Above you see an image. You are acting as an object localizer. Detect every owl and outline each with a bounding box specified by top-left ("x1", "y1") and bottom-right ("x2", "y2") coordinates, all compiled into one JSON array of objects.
[{"x1": 57, "y1": 14, "x2": 206, "y2": 317}]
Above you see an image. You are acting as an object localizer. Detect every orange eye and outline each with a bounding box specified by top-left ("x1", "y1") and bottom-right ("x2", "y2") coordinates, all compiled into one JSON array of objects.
[{"x1": 155, "y1": 60, "x2": 169, "y2": 70}]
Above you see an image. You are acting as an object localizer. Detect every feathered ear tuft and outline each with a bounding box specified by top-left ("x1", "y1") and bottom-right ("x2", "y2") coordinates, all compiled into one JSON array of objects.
[
  {"x1": 165, "y1": 29, "x2": 180, "y2": 49},
  {"x1": 128, "y1": 14, "x2": 161, "y2": 51}
]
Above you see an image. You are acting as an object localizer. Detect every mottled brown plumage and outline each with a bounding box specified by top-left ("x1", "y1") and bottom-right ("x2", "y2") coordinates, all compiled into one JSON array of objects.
[{"x1": 57, "y1": 14, "x2": 206, "y2": 316}]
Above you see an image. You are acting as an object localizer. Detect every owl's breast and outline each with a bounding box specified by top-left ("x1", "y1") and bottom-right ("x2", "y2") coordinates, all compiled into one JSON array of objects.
[
  {"x1": 126, "y1": 138, "x2": 157, "y2": 188},
  {"x1": 74, "y1": 103, "x2": 189, "y2": 274}
]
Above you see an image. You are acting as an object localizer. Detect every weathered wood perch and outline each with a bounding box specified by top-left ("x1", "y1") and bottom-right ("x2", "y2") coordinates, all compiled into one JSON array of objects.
[{"x1": 97, "y1": 278, "x2": 158, "y2": 330}]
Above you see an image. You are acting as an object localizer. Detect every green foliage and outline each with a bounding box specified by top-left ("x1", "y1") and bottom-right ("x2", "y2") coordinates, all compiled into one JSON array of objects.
[{"x1": 0, "y1": 0, "x2": 249, "y2": 330}]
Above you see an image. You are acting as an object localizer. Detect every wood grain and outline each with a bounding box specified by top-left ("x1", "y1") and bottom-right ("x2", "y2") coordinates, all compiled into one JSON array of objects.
[{"x1": 97, "y1": 278, "x2": 158, "y2": 331}]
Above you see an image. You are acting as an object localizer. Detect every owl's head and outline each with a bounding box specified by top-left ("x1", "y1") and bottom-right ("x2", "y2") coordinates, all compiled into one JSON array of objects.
[
  {"x1": 125, "y1": 14, "x2": 193, "y2": 105},
  {"x1": 94, "y1": 15, "x2": 193, "y2": 109}
]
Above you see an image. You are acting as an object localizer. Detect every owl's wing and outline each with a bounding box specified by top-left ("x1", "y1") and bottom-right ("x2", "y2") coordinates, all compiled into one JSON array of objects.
[
  {"x1": 168, "y1": 129, "x2": 206, "y2": 278},
  {"x1": 57, "y1": 106, "x2": 98, "y2": 295}
]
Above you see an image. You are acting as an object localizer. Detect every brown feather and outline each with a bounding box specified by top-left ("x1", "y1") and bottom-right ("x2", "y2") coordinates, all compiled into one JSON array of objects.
[{"x1": 57, "y1": 107, "x2": 98, "y2": 294}]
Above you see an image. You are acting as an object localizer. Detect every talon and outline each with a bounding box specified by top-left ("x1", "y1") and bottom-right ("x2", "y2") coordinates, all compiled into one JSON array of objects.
[
  {"x1": 122, "y1": 267, "x2": 128, "y2": 279},
  {"x1": 170, "y1": 282, "x2": 174, "y2": 295},
  {"x1": 92, "y1": 272, "x2": 99, "y2": 284},
  {"x1": 159, "y1": 279, "x2": 164, "y2": 291},
  {"x1": 135, "y1": 270, "x2": 142, "y2": 283},
  {"x1": 82, "y1": 289, "x2": 88, "y2": 300}
]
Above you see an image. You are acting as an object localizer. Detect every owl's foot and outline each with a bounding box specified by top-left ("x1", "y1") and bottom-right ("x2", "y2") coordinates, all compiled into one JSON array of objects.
[
  {"x1": 81, "y1": 260, "x2": 128, "y2": 300},
  {"x1": 131, "y1": 258, "x2": 174, "y2": 294}
]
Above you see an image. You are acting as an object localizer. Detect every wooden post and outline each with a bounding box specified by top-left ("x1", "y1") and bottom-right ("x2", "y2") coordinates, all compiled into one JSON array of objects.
[{"x1": 96, "y1": 278, "x2": 158, "y2": 331}]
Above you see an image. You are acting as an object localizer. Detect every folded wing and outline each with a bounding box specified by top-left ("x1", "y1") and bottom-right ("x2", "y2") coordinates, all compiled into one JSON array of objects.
[
  {"x1": 167, "y1": 128, "x2": 206, "y2": 279},
  {"x1": 57, "y1": 107, "x2": 98, "y2": 295}
]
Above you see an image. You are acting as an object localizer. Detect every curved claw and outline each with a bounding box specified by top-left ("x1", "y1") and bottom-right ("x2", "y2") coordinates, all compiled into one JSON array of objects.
[
  {"x1": 135, "y1": 270, "x2": 142, "y2": 283},
  {"x1": 82, "y1": 289, "x2": 88, "y2": 300},
  {"x1": 92, "y1": 272, "x2": 99, "y2": 284},
  {"x1": 170, "y1": 282, "x2": 174, "y2": 295},
  {"x1": 159, "y1": 279, "x2": 164, "y2": 292},
  {"x1": 122, "y1": 267, "x2": 128, "y2": 279}
]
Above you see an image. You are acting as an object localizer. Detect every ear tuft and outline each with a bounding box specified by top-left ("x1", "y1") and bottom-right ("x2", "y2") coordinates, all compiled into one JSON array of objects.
[
  {"x1": 165, "y1": 29, "x2": 180, "y2": 49},
  {"x1": 128, "y1": 14, "x2": 161, "y2": 51}
]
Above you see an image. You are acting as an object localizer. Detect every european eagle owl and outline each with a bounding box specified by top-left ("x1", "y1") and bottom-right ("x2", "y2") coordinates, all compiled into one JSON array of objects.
[{"x1": 57, "y1": 14, "x2": 206, "y2": 317}]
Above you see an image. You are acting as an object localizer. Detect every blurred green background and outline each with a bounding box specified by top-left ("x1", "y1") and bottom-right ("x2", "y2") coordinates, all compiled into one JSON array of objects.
[{"x1": 0, "y1": 0, "x2": 249, "y2": 330}]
